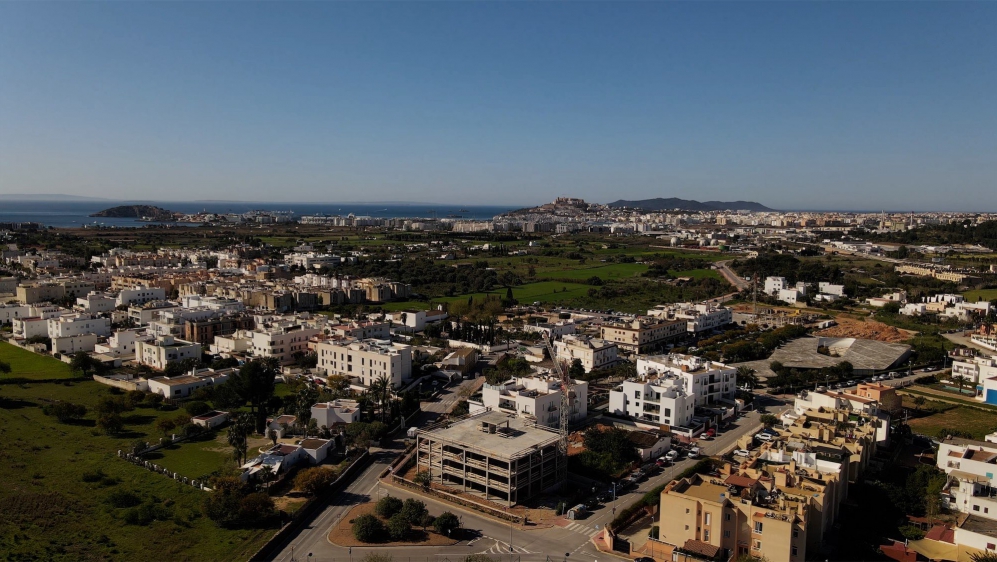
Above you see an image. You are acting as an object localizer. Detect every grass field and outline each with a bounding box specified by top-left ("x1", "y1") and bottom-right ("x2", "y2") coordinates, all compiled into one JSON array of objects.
[
  {"x1": 0, "y1": 381, "x2": 271, "y2": 561},
  {"x1": 380, "y1": 301, "x2": 432, "y2": 312},
  {"x1": 150, "y1": 432, "x2": 235, "y2": 481},
  {"x1": 963, "y1": 288, "x2": 997, "y2": 302},
  {"x1": 540, "y1": 263, "x2": 648, "y2": 280},
  {"x1": 671, "y1": 269, "x2": 722, "y2": 280},
  {"x1": 903, "y1": 397, "x2": 997, "y2": 440},
  {"x1": 0, "y1": 341, "x2": 75, "y2": 380},
  {"x1": 434, "y1": 280, "x2": 592, "y2": 306}
]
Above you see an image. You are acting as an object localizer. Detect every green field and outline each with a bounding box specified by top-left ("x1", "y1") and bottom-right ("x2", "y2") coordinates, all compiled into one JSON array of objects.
[
  {"x1": 670, "y1": 269, "x2": 722, "y2": 280},
  {"x1": 150, "y1": 433, "x2": 234, "y2": 480},
  {"x1": 903, "y1": 397, "x2": 997, "y2": 440},
  {"x1": 963, "y1": 288, "x2": 997, "y2": 302},
  {"x1": 0, "y1": 341, "x2": 75, "y2": 380},
  {"x1": 380, "y1": 300, "x2": 432, "y2": 312},
  {"x1": 434, "y1": 280, "x2": 592, "y2": 305},
  {"x1": 0, "y1": 381, "x2": 271, "y2": 561},
  {"x1": 540, "y1": 263, "x2": 648, "y2": 280}
]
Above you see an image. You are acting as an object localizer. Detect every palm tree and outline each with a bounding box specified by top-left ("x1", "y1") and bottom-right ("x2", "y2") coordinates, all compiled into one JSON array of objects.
[
  {"x1": 736, "y1": 366, "x2": 759, "y2": 390},
  {"x1": 260, "y1": 465, "x2": 275, "y2": 489},
  {"x1": 228, "y1": 414, "x2": 252, "y2": 466},
  {"x1": 954, "y1": 375, "x2": 970, "y2": 396},
  {"x1": 370, "y1": 375, "x2": 392, "y2": 423}
]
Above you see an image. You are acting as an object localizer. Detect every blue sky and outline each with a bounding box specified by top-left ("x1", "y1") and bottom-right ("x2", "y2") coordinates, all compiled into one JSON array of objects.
[{"x1": 1, "y1": 2, "x2": 994, "y2": 210}]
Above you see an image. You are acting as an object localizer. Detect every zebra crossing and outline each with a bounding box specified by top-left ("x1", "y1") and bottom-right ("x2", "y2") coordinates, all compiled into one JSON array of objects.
[
  {"x1": 472, "y1": 537, "x2": 536, "y2": 555},
  {"x1": 562, "y1": 521, "x2": 599, "y2": 538}
]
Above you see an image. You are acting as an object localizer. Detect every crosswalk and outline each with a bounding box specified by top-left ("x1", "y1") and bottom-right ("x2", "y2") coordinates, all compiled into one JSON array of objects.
[
  {"x1": 472, "y1": 537, "x2": 536, "y2": 555},
  {"x1": 563, "y1": 521, "x2": 600, "y2": 538}
]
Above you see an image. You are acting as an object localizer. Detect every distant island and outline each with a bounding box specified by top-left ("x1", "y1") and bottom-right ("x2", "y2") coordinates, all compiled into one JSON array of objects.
[
  {"x1": 90, "y1": 205, "x2": 178, "y2": 221},
  {"x1": 607, "y1": 198, "x2": 773, "y2": 212}
]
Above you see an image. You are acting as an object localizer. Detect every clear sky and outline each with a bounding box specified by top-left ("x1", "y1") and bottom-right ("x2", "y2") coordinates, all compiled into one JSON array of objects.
[{"x1": 1, "y1": 2, "x2": 995, "y2": 211}]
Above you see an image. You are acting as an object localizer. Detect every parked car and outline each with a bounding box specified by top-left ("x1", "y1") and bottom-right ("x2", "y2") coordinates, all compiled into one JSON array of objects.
[
  {"x1": 755, "y1": 432, "x2": 774, "y2": 442},
  {"x1": 688, "y1": 447, "x2": 701, "y2": 459},
  {"x1": 665, "y1": 450, "x2": 680, "y2": 461},
  {"x1": 733, "y1": 449, "x2": 751, "y2": 457}
]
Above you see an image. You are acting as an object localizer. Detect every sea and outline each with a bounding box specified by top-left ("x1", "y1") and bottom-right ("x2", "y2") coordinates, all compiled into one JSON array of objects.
[{"x1": 0, "y1": 200, "x2": 517, "y2": 228}]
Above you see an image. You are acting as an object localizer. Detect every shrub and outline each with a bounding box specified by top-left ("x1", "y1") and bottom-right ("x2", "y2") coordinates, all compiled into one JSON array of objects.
[
  {"x1": 399, "y1": 498, "x2": 428, "y2": 525},
  {"x1": 126, "y1": 390, "x2": 146, "y2": 406},
  {"x1": 184, "y1": 400, "x2": 211, "y2": 416},
  {"x1": 45, "y1": 401, "x2": 87, "y2": 423},
  {"x1": 142, "y1": 393, "x2": 164, "y2": 408},
  {"x1": 238, "y1": 493, "x2": 276, "y2": 522},
  {"x1": 106, "y1": 490, "x2": 142, "y2": 508},
  {"x1": 375, "y1": 495, "x2": 404, "y2": 519},
  {"x1": 352, "y1": 513, "x2": 386, "y2": 543},
  {"x1": 433, "y1": 511, "x2": 460, "y2": 536},
  {"x1": 96, "y1": 413, "x2": 124, "y2": 435},
  {"x1": 387, "y1": 512, "x2": 411, "y2": 541},
  {"x1": 95, "y1": 395, "x2": 133, "y2": 415},
  {"x1": 294, "y1": 467, "x2": 337, "y2": 496}
]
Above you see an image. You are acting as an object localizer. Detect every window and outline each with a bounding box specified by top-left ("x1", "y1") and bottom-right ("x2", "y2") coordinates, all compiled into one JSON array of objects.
[
  {"x1": 975, "y1": 505, "x2": 981, "y2": 512},
  {"x1": 752, "y1": 540, "x2": 761, "y2": 551},
  {"x1": 703, "y1": 530, "x2": 710, "y2": 541},
  {"x1": 685, "y1": 525, "x2": 689, "y2": 531},
  {"x1": 792, "y1": 546, "x2": 799, "y2": 557},
  {"x1": 793, "y1": 530, "x2": 799, "y2": 538},
  {"x1": 705, "y1": 513, "x2": 711, "y2": 525},
  {"x1": 754, "y1": 522, "x2": 763, "y2": 534},
  {"x1": 987, "y1": 543, "x2": 995, "y2": 551},
  {"x1": 686, "y1": 508, "x2": 690, "y2": 514},
  {"x1": 725, "y1": 513, "x2": 732, "y2": 522},
  {"x1": 724, "y1": 530, "x2": 731, "y2": 538}
]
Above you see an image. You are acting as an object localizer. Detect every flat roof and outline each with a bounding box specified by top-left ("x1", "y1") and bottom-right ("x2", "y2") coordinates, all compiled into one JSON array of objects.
[
  {"x1": 419, "y1": 410, "x2": 560, "y2": 460},
  {"x1": 679, "y1": 478, "x2": 730, "y2": 503},
  {"x1": 961, "y1": 515, "x2": 997, "y2": 538}
]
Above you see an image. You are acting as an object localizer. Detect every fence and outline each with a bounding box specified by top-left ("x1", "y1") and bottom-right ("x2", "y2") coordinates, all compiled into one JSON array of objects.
[{"x1": 118, "y1": 449, "x2": 211, "y2": 491}]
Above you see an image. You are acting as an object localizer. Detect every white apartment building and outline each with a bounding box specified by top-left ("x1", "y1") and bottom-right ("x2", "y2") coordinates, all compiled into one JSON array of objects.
[
  {"x1": 329, "y1": 321, "x2": 390, "y2": 340},
  {"x1": 116, "y1": 286, "x2": 167, "y2": 307},
  {"x1": 211, "y1": 330, "x2": 254, "y2": 356},
  {"x1": 180, "y1": 295, "x2": 245, "y2": 313},
  {"x1": 600, "y1": 317, "x2": 686, "y2": 353},
  {"x1": 385, "y1": 309, "x2": 448, "y2": 332},
  {"x1": 136, "y1": 335, "x2": 202, "y2": 370},
  {"x1": 250, "y1": 325, "x2": 321, "y2": 365},
  {"x1": 609, "y1": 354, "x2": 738, "y2": 428},
  {"x1": 667, "y1": 302, "x2": 734, "y2": 333},
  {"x1": 818, "y1": 282, "x2": 846, "y2": 297},
  {"x1": 938, "y1": 436, "x2": 997, "y2": 521},
  {"x1": 316, "y1": 338, "x2": 413, "y2": 390},
  {"x1": 311, "y1": 399, "x2": 362, "y2": 427},
  {"x1": 764, "y1": 276, "x2": 788, "y2": 296},
  {"x1": 47, "y1": 314, "x2": 111, "y2": 339},
  {"x1": 128, "y1": 302, "x2": 180, "y2": 325},
  {"x1": 0, "y1": 303, "x2": 29, "y2": 324},
  {"x1": 952, "y1": 355, "x2": 997, "y2": 392},
  {"x1": 52, "y1": 334, "x2": 99, "y2": 355},
  {"x1": 76, "y1": 292, "x2": 116, "y2": 313},
  {"x1": 477, "y1": 375, "x2": 588, "y2": 428},
  {"x1": 13, "y1": 317, "x2": 52, "y2": 339},
  {"x1": 284, "y1": 252, "x2": 341, "y2": 269},
  {"x1": 554, "y1": 334, "x2": 618, "y2": 372},
  {"x1": 94, "y1": 329, "x2": 151, "y2": 358}
]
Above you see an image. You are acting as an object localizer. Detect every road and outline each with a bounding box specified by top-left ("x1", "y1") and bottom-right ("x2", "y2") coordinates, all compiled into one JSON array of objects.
[
  {"x1": 715, "y1": 260, "x2": 750, "y2": 292},
  {"x1": 268, "y1": 395, "x2": 784, "y2": 562}
]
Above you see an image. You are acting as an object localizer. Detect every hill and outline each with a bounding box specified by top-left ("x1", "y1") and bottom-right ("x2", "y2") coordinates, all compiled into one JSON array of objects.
[
  {"x1": 607, "y1": 198, "x2": 772, "y2": 212},
  {"x1": 90, "y1": 205, "x2": 177, "y2": 221}
]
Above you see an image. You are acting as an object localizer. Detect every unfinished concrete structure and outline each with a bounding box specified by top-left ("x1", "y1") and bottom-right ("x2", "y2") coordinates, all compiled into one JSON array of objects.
[{"x1": 415, "y1": 410, "x2": 563, "y2": 506}]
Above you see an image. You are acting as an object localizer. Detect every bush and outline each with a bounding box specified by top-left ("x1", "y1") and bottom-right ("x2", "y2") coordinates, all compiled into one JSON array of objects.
[
  {"x1": 95, "y1": 395, "x2": 133, "y2": 415},
  {"x1": 400, "y1": 498, "x2": 428, "y2": 525},
  {"x1": 375, "y1": 495, "x2": 404, "y2": 519},
  {"x1": 142, "y1": 393, "x2": 165, "y2": 409},
  {"x1": 46, "y1": 401, "x2": 87, "y2": 423},
  {"x1": 433, "y1": 511, "x2": 460, "y2": 536},
  {"x1": 387, "y1": 512, "x2": 411, "y2": 541},
  {"x1": 294, "y1": 467, "x2": 337, "y2": 496},
  {"x1": 96, "y1": 413, "x2": 124, "y2": 435},
  {"x1": 238, "y1": 492, "x2": 276, "y2": 522},
  {"x1": 126, "y1": 390, "x2": 146, "y2": 406},
  {"x1": 352, "y1": 513, "x2": 386, "y2": 543},
  {"x1": 106, "y1": 489, "x2": 142, "y2": 508},
  {"x1": 184, "y1": 400, "x2": 211, "y2": 416}
]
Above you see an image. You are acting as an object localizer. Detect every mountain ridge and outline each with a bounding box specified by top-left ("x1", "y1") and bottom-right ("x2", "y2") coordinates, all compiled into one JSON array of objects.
[{"x1": 607, "y1": 197, "x2": 773, "y2": 212}]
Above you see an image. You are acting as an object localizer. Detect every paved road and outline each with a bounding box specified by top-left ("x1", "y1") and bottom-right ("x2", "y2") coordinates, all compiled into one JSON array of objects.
[
  {"x1": 715, "y1": 260, "x2": 750, "y2": 292},
  {"x1": 270, "y1": 395, "x2": 784, "y2": 562}
]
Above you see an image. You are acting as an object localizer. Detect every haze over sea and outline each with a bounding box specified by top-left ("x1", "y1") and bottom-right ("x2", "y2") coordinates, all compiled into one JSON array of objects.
[{"x1": 0, "y1": 200, "x2": 516, "y2": 228}]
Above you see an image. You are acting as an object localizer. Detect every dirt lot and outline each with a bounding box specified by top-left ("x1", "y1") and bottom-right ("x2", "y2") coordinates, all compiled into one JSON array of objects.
[
  {"x1": 328, "y1": 502, "x2": 461, "y2": 547},
  {"x1": 815, "y1": 317, "x2": 915, "y2": 343}
]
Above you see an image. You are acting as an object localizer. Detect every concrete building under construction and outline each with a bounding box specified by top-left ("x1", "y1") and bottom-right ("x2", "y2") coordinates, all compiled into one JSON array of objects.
[{"x1": 415, "y1": 410, "x2": 563, "y2": 506}]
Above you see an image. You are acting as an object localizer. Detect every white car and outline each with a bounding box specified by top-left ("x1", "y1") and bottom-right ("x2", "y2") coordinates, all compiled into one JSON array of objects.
[
  {"x1": 665, "y1": 450, "x2": 679, "y2": 461},
  {"x1": 688, "y1": 447, "x2": 701, "y2": 459},
  {"x1": 733, "y1": 449, "x2": 750, "y2": 457},
  {"x1": 755, "y1": 432, "x2": 774, "y2": 442}
]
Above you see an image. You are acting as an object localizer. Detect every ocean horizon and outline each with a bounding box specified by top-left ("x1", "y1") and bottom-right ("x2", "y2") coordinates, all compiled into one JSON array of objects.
[{"x1": 0, "y1": 200, "x2": 517, "y2": 228}]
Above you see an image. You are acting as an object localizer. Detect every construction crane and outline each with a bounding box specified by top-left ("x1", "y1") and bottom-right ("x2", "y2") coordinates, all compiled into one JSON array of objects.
[{"x1": 543, "y1": 335, "x2": 571, "y2": 489}]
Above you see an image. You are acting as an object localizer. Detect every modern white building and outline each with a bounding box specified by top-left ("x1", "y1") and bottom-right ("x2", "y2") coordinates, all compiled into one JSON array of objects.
[
  {"x1": 116, "y1": 286, "x2": 167, "y2": 307},
  {"x1": 52, "y1": 333, "x2": 99, "y2": 355},
  {"x1": 76, "y1": 292, "x2": 116, "y2": 313},
  {"x1": 764, "y1": 276, "x2": 788, "y2": 296},
  {"x1": 250, "y1": 325, "x2": 321, "y2": 365},
  {"x1": 523, "y1": 320, "x2": 577, "y2": 339},
  {"x1": 385, "y1": 309, "x2": 448, "y2": 332},
  {"x1": 136, "y1": 335, "x2": 202, "y2": 370},
  {"x1": 311, "y1": 399, "x2": 362, "y2": 427},
  {"x1": 316, "y1": 338, "x2": 413, "y2": 390},
  {"x1": 818, "y1": 282, "x2": 846, "y2": 297},
  {"x1": 938, "y1": 436, "x2": 997, "y2": 521},
  {"x1": 608, "y1": 354, "x2": 738, "y2": 428},
  {"x1": 952, "y1": 355, "x2": 997, "y2": 400},
  {"x1": 646, "y1": 302, "x2": 733, "y2": 334},
  {"x1": 0, "y1": 303, "x2": 29, "y2": 324},
  {"x1": 47, "y1": 314, "x2": 111, "y2": 339},
  {"x1": 477, "y1": 374, "x2": 588, "y2": 428},
  {"x1": 148, "y1": 367, "x2": 232, "y2": 398},
  {"x1": 554, "y1": 334, "x2": 618, "y2": 372},
  {"x1": 94, "y1": 329, "x2": 152, "y2": 358}
]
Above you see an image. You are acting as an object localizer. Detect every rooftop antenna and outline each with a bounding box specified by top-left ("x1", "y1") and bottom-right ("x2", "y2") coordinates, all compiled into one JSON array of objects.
[{"x1": 544, "y1": 335, "x2": 570, "y2": 489}]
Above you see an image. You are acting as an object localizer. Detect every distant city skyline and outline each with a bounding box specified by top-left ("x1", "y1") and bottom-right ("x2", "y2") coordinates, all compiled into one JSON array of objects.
[{"x1": 1, "y1": 2, "x2": 995, "y2": 211}]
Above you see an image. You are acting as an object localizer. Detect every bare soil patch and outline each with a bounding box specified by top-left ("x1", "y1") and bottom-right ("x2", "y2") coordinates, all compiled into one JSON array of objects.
[
  {"x1": 815, "y1": 317, "x2": 915, "y2": 343},
  {"x1": 328, "y1": 502, "x2": 460, "y2": 547}
]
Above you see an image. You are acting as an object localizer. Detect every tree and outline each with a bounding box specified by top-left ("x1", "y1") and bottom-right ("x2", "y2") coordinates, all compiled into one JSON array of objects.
[
  {"x1": 238, "y1": 492, "x2": 276, "y2": 522},
  {"x1": 375, "y1": 495, "x2": 404, "y2": 519},
  {"x1": 184, "y1": 400, "x2": 211, "y2": 416},
  {"x1": 46, "y1": 401, "x2": 87, "y2": 423},
  {"x1": 433, "y1": 511, "x2": 460, "y2": 536},
  {"x1": 399, "y1": 498, "x2": 428, "y2": 525},
  {"x1": 352, "y1": 513, "x2": 387, "y2": 543},
  {"x1": 0, "y1": 359, "x2": 10, "y2": 375},
  {"x1": 568, "y1": 359, "x2": 585, "y2": 381},
  {"x1": 953, "y1": 375, "x2": 971, "y2": 395},
  {"x1": 294, "y1": 467, "x2": 336, "y2": 496},
  {"x1": 736, "y1": 366, "x2": 758, "y2": 390},
  {"x1": 227, "y1": 414, "x2": 252, "y2": 466},
  {"x1": 413, "y1": 469, "x2": 432, "y2": 489},
  {"x1": 96, "y1": 413, "x2": 123, "y2": 435},
  {"x1": 227, "y1": 357, "x2": 279, "y2": 434},
  {"x1": 970, "y1": 552, "x2": 997, "y2": 562},
  {"x1": 914, "y1": 396, "x2": 927, "y2": 410},
  {"x1": 268, "y1": 428, "x2": 279, "y2": 446},
  {"x1": 760, "y1": 414, "x2": 780, "y2": 428},
  {"x1": 70, "y1": 351, "x2": 100, "y2": 378},
  {"x1": 295, "y1": 385, "x2": 320, "y2": 437},
  {"x1": 387, "y1": 512, "x2": 411, "y2": 541}
]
